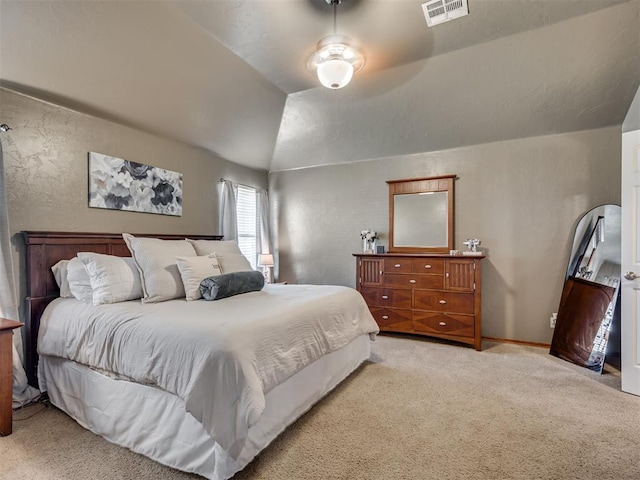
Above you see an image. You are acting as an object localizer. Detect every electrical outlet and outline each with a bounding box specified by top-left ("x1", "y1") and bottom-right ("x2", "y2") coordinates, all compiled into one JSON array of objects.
[{"x1": 550, "y1": 312, "x2": 557, "y2": 328}]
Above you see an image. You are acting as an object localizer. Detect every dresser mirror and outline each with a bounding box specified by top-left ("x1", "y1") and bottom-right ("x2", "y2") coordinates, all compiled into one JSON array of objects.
[
  {"x1": 387, "y1": 175, "x2": 455, "y2": 253},
  {"x1": 550, "y1": 204, "x2": 621, "y2": 372}
]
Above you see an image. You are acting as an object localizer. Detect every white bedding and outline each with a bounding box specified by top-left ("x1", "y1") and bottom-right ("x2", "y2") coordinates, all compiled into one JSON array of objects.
[
  {"x1": 39, "y1": 335, "x2": 372, "y2": 479},
  {"x1": 38, "y1": 283, "x2": 379, "y2": 459}
]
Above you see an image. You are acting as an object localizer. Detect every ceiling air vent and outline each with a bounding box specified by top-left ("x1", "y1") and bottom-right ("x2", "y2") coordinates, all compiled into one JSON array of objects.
[{"x1": 422, "y1": 0, "x2": 469, "y2": 27}]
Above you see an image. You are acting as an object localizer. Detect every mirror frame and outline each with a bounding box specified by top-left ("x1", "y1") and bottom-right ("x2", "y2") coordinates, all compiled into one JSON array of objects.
[{"x1": 387, "y1": 174, "x2": 456, "y2": 253}]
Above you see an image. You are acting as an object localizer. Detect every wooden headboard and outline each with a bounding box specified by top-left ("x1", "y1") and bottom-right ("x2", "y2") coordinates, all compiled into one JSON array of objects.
[{"x1": 22, "y1": 231, "x2": 223, "y2": 387}]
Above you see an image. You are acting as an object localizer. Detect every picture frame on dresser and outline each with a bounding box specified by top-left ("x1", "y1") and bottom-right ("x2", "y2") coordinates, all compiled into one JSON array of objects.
[{"x1": 356, "y1": 175, "x2": 484, "y2": 350}]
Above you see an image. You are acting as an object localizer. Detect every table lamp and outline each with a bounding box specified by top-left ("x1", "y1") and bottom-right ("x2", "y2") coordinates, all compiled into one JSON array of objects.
[{"x1": 257, "y1": 253, "x2": 274, "y2": 283}]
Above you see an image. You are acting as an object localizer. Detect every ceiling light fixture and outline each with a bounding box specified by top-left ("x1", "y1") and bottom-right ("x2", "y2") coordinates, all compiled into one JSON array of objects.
[{"x1": 307, "y1": 0, "x2": 364, "y2": 90}]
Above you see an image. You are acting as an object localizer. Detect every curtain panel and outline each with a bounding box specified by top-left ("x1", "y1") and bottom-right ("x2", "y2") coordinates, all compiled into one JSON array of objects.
[
  {"x1": 219, "y1": 179, "x2": 238, "y2": 242},
  {"x1": 257, "y1": 188, "x2": 271, "y2": 257},
  {"x1": 0, "y1": 139, "x2": 39, "y2": 406}
]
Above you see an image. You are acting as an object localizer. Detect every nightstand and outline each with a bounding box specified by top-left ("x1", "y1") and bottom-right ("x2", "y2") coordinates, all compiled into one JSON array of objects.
[{"x1": 1, "y1": 318, "x2": 23, "y2": 436}]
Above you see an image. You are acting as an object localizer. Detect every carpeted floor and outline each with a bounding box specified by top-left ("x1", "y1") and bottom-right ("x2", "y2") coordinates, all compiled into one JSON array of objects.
[{"x1": 2, "y1": 335, "x2": 638, "y2": 480}]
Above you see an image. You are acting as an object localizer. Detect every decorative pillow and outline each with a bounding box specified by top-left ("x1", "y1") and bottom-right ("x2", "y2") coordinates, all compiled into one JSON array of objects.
[
  {"x1": 122, "y1": 233, "x2": 197, "y2": 303},
  {"x1": 216, "y1": 251, "x2": 254, "y2": 274},
  {"x1": 200, "y1": 271, "x2": 265, "y2": 301},
  {"x1": 186, "y1": 239, "x2": 243, "y2": 256},
  {"x1": 77, "y1": 252, "x2": 143, "y2": 305},
  {"x1": 51, "y1": 259, "x2": 73, "y2": 298},
  {"x1": 66, "y1": 257, "x2": 93, "y2": 303},
  {"x1": 176, "y1": 254, "x2": 223, "y2": 301}
]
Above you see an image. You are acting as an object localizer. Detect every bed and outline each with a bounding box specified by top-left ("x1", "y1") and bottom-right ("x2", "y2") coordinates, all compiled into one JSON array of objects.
[{"x1": 22, "y1": 231, "x2": 379, "y2": 479}]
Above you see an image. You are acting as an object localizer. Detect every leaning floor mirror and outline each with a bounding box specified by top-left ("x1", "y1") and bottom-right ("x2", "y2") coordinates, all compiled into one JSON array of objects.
[{"x1": 550, "y1": 205, "x2": 621, "y2": 372}]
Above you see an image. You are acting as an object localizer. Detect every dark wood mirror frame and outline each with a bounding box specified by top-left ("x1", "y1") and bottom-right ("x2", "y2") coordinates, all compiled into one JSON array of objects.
[{"x1": 387, "y1": 174, "x2": 455, "y2": 253}]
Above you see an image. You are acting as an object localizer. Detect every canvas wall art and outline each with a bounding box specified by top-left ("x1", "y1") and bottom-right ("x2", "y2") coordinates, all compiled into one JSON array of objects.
[{"x1": 88, "y1": 152, "x2": 183, "y2": 216}]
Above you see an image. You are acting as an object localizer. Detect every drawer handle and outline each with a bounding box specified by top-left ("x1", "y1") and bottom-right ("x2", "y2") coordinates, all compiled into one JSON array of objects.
[
  {"x1": 381, "y1": 295, "x2": 389, "y2": 299},
  {"x1": 446, "y1": 272, "x2": 450, "y2": 278},
  {"x1": 424, "y1": 265, "x2": 432, "y2": 269},
  {"x1": 409, "y1": 279, "x2": 417, "y2": 284},
  {"x1": 439, "y1": 321, "x2": 447, "y2": 326},
  {"x1": 382, "y1": 315, "x2": 389, "y2": 320},
  {"x1": 394, "y1": 264, "x2": 401, "y2": 268},
  {"x1": 439, "y1": 300, "x2": 447, "y2": 304}
]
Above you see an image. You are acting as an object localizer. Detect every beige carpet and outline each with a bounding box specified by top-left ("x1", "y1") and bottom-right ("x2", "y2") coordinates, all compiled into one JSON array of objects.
[{"x1": 2, "y1": 335, "x2": 639, "y2": 480}]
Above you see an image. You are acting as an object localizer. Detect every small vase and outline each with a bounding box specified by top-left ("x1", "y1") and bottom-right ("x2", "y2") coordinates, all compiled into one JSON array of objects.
[{"x1": 363, "y1": 239, "x2": 375, "y2": 254}]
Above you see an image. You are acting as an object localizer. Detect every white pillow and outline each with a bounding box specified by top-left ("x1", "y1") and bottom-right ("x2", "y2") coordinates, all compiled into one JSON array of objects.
[
  {"x1": 122, "y1": 233, "x2": 197, "y2": 303},
  {"x1": 66, "y1": 257, "x2": 93, "y2": 303},
  {"x1": 51, "y1": 260, "x2": 73, "y2": 298},
  {"x1": 187, "y1": 239, "x2": 243, "y2": 256},
  {"x1": 77, "y1": 252, "x2": 143, "y2": 305},
  {"x1": 176, "y1": 254, "x2": 222, "y2": 301},
  {"x1": 216, "y1": 251, "x2": 254, "y2": 274}
]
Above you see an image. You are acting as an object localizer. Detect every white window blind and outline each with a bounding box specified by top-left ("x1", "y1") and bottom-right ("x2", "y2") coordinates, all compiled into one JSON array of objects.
[{"x1": 236, "y1": 185, "x2": 257, "y2": 269}]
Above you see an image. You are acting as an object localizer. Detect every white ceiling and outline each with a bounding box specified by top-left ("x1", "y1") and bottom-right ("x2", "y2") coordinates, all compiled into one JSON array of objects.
[
  {"x1": 174, "y1": 0, "x2": 631, "y2": 94},
  {"x1": 1, "y1": 0, "x2": 639, "y2": 171}
]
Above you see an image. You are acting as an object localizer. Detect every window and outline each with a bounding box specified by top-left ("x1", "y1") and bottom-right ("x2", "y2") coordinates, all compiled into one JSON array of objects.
[
  {"x1": 219, "y1": 179, "x2": 270, "y2": 271},
  {"x1": 236, "y1": 185, "x2": 258, "y2": 269}
]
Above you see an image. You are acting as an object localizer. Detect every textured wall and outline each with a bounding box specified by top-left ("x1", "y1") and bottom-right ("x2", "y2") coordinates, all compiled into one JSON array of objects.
[
  {"x1": 0, "y1": 87, "x2": 267, "y2": 307},
  {"x1": 270, "y1": 127, "x2": 621, "y2": 344}
]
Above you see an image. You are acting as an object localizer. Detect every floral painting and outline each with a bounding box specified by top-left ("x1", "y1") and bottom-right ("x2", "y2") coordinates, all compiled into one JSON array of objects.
[{"x1": 88, "y1": 152, "x2": 182, "y2": 216}]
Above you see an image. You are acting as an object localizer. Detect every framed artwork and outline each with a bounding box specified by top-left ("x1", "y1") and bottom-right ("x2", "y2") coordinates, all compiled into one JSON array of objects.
[{"x1": 88, "y1": 152, "x2": 183, "y2": 216}]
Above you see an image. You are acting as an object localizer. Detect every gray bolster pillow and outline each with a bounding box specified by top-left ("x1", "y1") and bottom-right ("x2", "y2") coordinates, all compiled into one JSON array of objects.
[{"x1": 200, "y1": 271, "x2": 265, "y2": 300}]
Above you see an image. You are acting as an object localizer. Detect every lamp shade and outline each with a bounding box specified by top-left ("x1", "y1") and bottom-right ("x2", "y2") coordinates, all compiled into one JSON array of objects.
[
  {"x1": 317, "y1": 58, "x2": 354, "y2": 89},
  {"x1": 257, "y1": 253, "x2": 274, "y2": 267}
]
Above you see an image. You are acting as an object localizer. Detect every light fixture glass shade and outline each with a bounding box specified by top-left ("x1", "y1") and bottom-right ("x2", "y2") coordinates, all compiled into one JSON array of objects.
[
  {"x1": 317, "y1": 58, "x2": 354, "y2": 89},
  {"x1": 307, "y1": 36, "x2": 364, "y2": 90}
]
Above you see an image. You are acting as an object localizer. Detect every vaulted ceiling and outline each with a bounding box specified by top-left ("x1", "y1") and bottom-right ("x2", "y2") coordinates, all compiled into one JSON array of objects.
[{"x1": 1, "y1": 0, "x2": 639, "y2": 171}]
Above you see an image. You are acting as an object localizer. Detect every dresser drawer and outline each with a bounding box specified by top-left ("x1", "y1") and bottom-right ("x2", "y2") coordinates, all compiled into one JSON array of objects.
[
  {"x1": 413, "y1": 290, "x2": 474, "y2": 314},
  {"x1": 355, "y1": 253, "x2": 483, "y2": 351},
  {"x1": 360, "y1": 287, "x2": 412, "y2": 309},
  {"x1": 413, "y1": 312, "x2": 475, "y2": 338},
  {"x1": 383, "y1": 273, "x2": 444, "y2": 290},
  {"x1": 384, "y1": 258, "x2": 413, "y2": 274},
  {"x1": 412, "y1": 258, "x2": 444, "y2": 274},
  {"x1": 369, "y1": 307, "x2": 412, "y2": 330}
]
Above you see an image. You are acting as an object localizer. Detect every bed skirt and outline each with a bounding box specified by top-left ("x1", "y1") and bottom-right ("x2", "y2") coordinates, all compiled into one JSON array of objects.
[{"x1": 38, "y1": 334, "x2": 372, "y2": 479}]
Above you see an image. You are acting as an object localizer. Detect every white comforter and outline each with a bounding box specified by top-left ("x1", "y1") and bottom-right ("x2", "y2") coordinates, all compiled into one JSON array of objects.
[{"x1": 38, "y1": 284, "x2": 379, "y2": 458}]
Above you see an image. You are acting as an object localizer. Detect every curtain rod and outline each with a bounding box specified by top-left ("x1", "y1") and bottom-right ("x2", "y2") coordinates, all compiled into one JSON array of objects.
[{"x1": 219, "y1": 178, "x2": 267, "y2": 192}]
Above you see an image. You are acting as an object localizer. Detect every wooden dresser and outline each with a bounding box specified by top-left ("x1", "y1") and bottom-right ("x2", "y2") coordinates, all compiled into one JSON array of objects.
[
  {"x1": 354, "y1": 253, "x2": 484, "y2": 350},
  {"x1": 1, "y1": 318, "x2": 23, "y2": 436}
]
